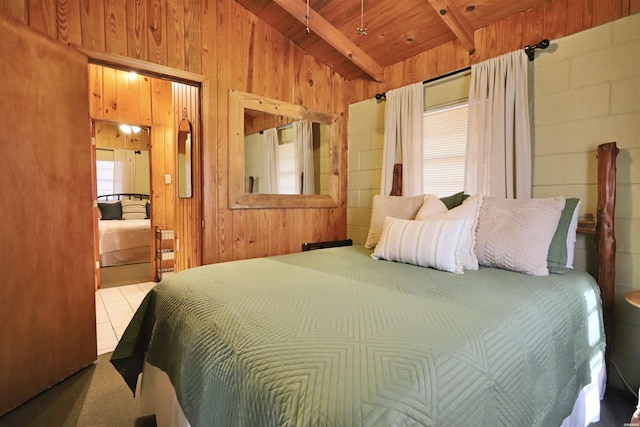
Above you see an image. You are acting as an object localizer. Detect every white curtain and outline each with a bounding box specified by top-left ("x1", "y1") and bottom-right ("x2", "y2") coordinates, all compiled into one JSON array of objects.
[
  {"x1": 294, "y1": 120, "x2": 314, "y2": 195},
  {"x1": 381, "y1": 82, "x2": 424, "y2": 196},
  {"x1": 263, "y1": 128, "x2": 280, "y2": 194},
  {"x1": 464, "y1": 50, "x2": 532, "y2": 198},
  {"x1": 113, "y1": 149, "x2": 135, "y2": 193}
]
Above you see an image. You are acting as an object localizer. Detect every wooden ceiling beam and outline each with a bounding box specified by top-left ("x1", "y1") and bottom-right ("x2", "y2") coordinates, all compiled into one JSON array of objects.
[
  {"x1": 272, "y1": 0, "x2": 384, "y2": 82},
  {"x1": 425, "y1": 0, "x2": 475, "y2": 53}
]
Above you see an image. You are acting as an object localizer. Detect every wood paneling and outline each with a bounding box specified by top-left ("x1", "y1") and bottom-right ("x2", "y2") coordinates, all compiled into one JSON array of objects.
[
  {"x1": 149, "y1": 77, "x2": 175, "y2": 279},
  {"x1": 173, "y1": 82, "x2": 202, "y2": 271},
  {"x1": 1, "y1": 0, "x2": 632, "y2": 269},
  {"x1": 89, "y1": 62, "x2": 174, "y2": 280},
  {"x1": 345, "y1": 0, "x2": 638, "y2": 102},
  {"x1": 94, "y1": 121, "x2": 150, "y2": 151}
]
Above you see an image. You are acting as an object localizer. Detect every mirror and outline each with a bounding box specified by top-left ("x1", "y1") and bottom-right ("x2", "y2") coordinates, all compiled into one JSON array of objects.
[
  {"x1": 229, "y1": 89, "x2": 339, "y2": 209},
  {"x1": 244, "y1": 121, "x2": 330, "y2": 196},
  {"x1": 177, "y1": 116, "x2": 193, "y2": 198}
]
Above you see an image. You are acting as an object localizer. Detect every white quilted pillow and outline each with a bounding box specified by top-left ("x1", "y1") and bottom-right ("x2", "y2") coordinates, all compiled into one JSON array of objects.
[
  {"x1": 475, "y1": 196, "x2": 565, "y2": 276},
  {"x1": 364, "y1": 195, "x2": 425, "y2": 249},
  {"x1": 371, "y1": 216, "x2": 472, "y2": 274}
]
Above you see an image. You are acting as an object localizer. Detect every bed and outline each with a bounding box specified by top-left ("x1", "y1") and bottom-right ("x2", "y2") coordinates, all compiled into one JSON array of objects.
[
  {"x1": 97, "y1": 193, "x2": 151, "y2": 267},
  {"x1": 111, "y1": 142, "x2": 618, "y2": 426}
]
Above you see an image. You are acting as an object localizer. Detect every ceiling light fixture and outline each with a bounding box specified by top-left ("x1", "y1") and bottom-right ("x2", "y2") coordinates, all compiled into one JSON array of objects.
[{"x1": 357, "y1": 0, "x2": 367, "y2": 36}]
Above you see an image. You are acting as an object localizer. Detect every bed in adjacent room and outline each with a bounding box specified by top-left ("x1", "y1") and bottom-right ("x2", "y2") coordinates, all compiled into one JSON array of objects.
[
  {"x1": 111, "y1": 143, "x2": 618, "y2": 426},
  {"x1": 97, "y1": 194, "x2": 151, "y2": 267}
]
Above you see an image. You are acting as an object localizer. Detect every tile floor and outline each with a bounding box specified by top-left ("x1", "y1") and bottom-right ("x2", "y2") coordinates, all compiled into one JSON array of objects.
[{"x1": 95, "y1": 282, "x2": 156, "y2": 355}]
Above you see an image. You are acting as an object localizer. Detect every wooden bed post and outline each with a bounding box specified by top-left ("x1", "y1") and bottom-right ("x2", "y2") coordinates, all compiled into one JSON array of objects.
[{"x1": 596, "y1": 142, "x2": 618, "y2": 366}]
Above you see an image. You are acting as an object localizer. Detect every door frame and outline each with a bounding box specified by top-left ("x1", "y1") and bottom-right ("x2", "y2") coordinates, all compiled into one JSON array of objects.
[{"x1": 78, "y1": 47, "x2": 208, "y2": 286}]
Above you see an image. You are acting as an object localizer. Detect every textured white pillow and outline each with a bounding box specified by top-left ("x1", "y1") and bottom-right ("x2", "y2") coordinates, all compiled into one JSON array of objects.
[
  {"x1": 121, "y1": 199, "x2": 148, "y2": 220},
  {"x1": 415, "y1": 194, "x2": 448, "y2": 218},
  {"x1": 416, "y1": 194, "x2": 483, "y2": 270},
  {"x1": 371, "y1": 216, "x2": 472, "y2": 274},
  {"x1": 475, "y1": 196, "x2": 565, "y2": 276},
  {"x1": 364, "y1": 195, "x2": 425, "y2": 249}
]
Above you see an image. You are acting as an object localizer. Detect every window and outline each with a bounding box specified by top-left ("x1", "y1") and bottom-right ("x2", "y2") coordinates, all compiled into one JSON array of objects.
[
  {"x1": 422, "y1": 102, "x2": 468, "y2": 197},
  {"x1": 278, "y1": 141, "x2": 296, "y2": 194},
  {"x1": 96, "y1": 149, "x2": 115, "y2": 196}
]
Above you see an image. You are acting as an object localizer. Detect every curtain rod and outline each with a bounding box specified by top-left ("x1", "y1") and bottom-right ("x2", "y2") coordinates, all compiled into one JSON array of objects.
[
  {"x1": 375, "y1": 66, "x2": 470, "y2": 101},
  {"x1": 259, "y1": 122, "x2": 293, "y2": 134},
  {"x1": 374, "y1": 38, "x2": 551, "y2": 101}
]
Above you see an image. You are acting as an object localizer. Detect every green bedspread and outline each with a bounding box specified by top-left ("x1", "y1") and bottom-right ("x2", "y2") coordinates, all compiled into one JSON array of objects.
[{"x1": 111, "y1": 245, "x2": 605, "y2": 427}]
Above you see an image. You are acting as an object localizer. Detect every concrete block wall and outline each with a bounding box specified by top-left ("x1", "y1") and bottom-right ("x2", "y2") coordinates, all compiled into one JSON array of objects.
[
  {"x1": 532, "y1": 12, "x2": 640, "y2": 393},
  {"x1": 347, "y1": 99, "x2": 385, "y2": 244},
  {"x1": 347, "y1": 12, "x2": 640, "y2": 394}
]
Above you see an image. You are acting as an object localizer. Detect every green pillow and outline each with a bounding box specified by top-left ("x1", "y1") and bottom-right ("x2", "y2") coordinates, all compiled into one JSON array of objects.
[
  {"x1": 547, "y1": 198, "x2": 580, "y2": 274},
  {"x1": 439, "y1": 191, "x2": 467, "y2": 210}
]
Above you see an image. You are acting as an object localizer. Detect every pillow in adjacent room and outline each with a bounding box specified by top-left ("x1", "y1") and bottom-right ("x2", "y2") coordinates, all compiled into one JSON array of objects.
[
  {"x1": 547, "y1": 198, "x2": 580, "y2": 274},
  {"x1": 98, "y1": 201, "x2": 122, "y2": 220},
  {"x1": 121, "y1": 199, "x2": 148, "y2": 220},
  {"x1": 364, "y1": 195, "x2": 425, "y2": 249},
  {"x1": 475, "y1": 196, "x2": 565, "y2": 276},
  {"x1": 145, "y1": 201, "x2": 151, "y2": 219},
  {"x1": 416, "y1": 194, "x2": 483, "y2": 270},
  {"x1": 371, "y1": 216, "x2": 471, "y2": 274}
]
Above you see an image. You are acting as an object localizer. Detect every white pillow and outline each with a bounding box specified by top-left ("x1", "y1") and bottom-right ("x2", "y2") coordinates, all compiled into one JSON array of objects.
[
  {"x1": 371, "y1": 216, "x2": 472, "y2": 274},
  {"x1": 416, "y1": 194, "x2": 483, "y2": 270},
  {"x1": 364, "y1": 195, "x2": 425, "y2": 249},
  {"x1": 121, "y1": 199, "x2": 148, "y2": 220},
  {"x1": 415, "y1": 194, "x2": 448, "y2": 218},
  {"x1": 475, "y1": 196, "x2": 565, "y2": 276}
]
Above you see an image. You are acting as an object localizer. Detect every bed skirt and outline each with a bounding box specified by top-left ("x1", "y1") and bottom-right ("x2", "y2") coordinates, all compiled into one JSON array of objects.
[{"x1": 139, "y1": 358, "x2": 606, "y2": 427}]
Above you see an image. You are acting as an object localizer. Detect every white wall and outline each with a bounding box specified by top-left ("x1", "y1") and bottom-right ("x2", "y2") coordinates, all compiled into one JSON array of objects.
[{"x1": 347, "y1": 13, "x2": 640, "y2": 393}]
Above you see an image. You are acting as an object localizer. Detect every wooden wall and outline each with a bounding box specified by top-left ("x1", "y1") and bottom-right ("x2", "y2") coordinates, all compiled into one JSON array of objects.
[
  {"x1": 345, "y1": 0, "x2": 640, "y2": 102},
  {"x1": 95, "y1": 121, "x2": 150, "y2": 152},
  {"x1": 89, "y1": 63, "x2": 174, "y2": 280},
  {"x1": 172, "y1": 82, "x2": 202, "y2": 270},
  {"x1": 0, "y1": 0, "x2": 348, "y2": 266},
  {"x1": 1, "y1": 0, "x2": 636, "y2": 265}
]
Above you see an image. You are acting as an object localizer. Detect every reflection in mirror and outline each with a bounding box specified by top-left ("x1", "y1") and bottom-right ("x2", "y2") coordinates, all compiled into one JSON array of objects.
[
  {"x1": 244, "y1": 117, "x2": 330, "y2": 195},
  {"x1": 177, "y1": 116, "x2": 193, "y2": 198},
  {"x1": 229, "y1": 89, "x2": 339, "y2": 209}
]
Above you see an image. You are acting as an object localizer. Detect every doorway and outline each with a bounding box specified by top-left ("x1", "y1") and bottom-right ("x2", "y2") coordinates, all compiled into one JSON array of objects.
[
  {"x1": 94, "y1": 120, "x2": 153, "y2": 288},
  {"x1": 87, "y1": 61, "x2": 204, "y2": 290}
]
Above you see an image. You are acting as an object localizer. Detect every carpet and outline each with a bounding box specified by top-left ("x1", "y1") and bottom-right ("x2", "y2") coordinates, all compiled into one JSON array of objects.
[{"x1": 0, "y1": 352, "x2": 155, "y2": 427}]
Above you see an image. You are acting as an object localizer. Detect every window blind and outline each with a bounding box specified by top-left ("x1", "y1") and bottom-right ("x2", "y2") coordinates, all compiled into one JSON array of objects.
[{"x1": 422, "y1": 102, "x2": 468, "y2": 197}]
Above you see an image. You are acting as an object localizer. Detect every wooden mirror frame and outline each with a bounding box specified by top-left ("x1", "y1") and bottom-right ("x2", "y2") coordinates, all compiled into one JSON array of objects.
[{"x1": 229, "y1": 89, "x2": 339, "y2": 209}]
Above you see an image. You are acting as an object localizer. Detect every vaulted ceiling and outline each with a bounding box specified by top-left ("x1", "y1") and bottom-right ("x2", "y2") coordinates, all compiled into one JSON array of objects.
[{"x1": 235, "y1": 0, "x2": 549, "y2": 81}]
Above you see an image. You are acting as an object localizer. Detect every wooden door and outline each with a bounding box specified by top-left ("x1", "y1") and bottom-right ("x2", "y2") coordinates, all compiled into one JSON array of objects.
[{"x1": 0, "y1": 14, "x2": 96, "y2": 415}]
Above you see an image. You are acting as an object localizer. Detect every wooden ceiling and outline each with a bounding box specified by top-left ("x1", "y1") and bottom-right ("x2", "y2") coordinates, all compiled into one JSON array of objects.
[{"x1": 235, "y1": 0, "x2": 549, "y2": 81}]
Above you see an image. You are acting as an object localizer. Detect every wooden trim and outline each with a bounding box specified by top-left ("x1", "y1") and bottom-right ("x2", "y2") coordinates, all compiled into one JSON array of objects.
[
  {"x1": 271, "y1": 0, "x2": 384, "y2": 83},
  {"x1": 74, "y1": 45, "x2": 206, "y2": 84}
]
